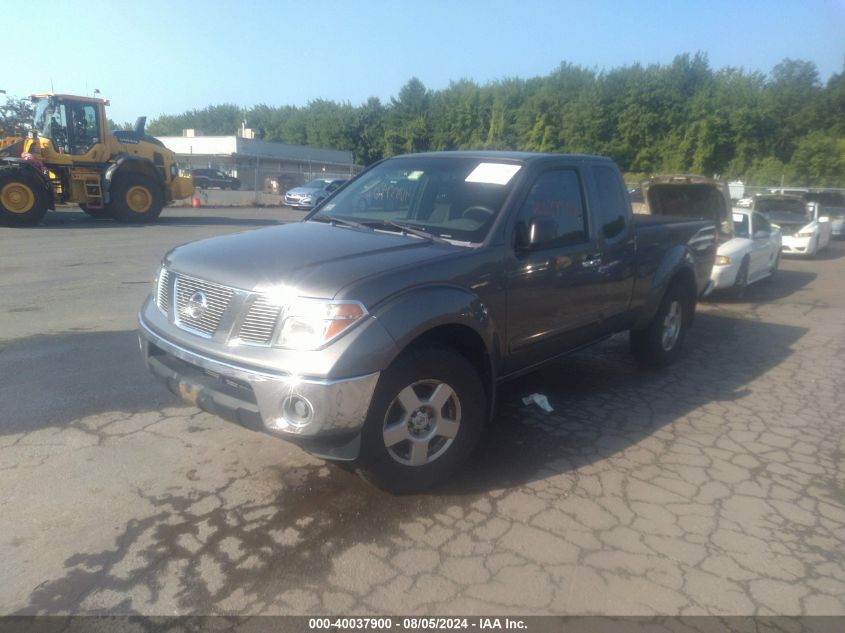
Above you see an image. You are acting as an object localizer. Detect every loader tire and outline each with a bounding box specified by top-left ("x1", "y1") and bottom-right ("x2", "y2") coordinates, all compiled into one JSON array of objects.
[
  {"x1": 110, "y1": 172, "x2": 163, "y2": 223},
  {"x1": 0, "y1": 169, "x2": 50, "y2": 227}
]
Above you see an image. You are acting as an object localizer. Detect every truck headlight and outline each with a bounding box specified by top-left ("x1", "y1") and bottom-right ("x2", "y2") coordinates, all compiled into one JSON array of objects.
[
  {"x1": 277, "y1": 299, "x2": 367, "y2": 350},
  {"x1": 715, "y1": 255, "x2": 731, "y2": 266}
]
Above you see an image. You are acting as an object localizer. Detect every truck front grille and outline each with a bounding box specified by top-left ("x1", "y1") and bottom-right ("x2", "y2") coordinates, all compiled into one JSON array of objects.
[
  {"x1": 238, "y1": 296, "x2": 282, "y2": 345},
  {"x1": 173, "y1": 274, "x2": 233, "y2": 337}
]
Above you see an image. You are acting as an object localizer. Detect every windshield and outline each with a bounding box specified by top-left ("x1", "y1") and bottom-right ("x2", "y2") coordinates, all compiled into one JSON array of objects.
[
  {"x1": 311, "y1": 156, "x2": 522, "y2": 243},
  {"x1": 304, "y1": 179, "x2": 330, "y2": 188},
  {"x1": 756, "y1": 197, "x2": 808, "y2": 222},
  {"x1": 732, "y1": 213, "x2": 749, "y2": 238},
  {"x1": 32, "y1": 99, "x2": 60, "y2": 139}
]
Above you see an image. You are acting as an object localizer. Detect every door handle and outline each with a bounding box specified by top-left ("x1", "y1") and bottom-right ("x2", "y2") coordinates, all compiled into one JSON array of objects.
[{"x1": 582, "y1": 254, "x2": 602, "y2": 268}]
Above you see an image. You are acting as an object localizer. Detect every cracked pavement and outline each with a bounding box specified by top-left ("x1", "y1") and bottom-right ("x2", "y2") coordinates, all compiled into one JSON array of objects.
[{"x1": 1, "y1": 208, "x2": 844, "y2": 616}]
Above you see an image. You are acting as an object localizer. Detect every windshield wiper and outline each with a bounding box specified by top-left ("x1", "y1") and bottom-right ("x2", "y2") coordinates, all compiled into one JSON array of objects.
[
  {"x1": 364, "y1": 220, "x2": 451, "y2": 245},
  {"x1": 311, "y1": 215, "x2": 372, "y2": 231}
]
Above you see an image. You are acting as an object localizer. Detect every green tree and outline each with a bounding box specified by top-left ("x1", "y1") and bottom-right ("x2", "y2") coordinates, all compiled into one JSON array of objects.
[
  {"x1": 138, "y1": 54, "x2": 845, "y2": 182},
  {"x1": 789, "y1": 131, "x2": 845, "y2": 186},
  {"x1": 0, "y1": 97, "x2": 35, "y2": 136}
]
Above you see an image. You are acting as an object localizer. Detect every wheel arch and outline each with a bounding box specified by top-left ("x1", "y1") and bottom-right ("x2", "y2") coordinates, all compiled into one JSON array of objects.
[
  {"x1": 634, "y1": 256, "x2": 699, "y2": 330},
  {"x1": 104, "y1": 156, "x2": 165, "y2": 203},
  {"x1": 373, "y1": 286, "x2": 500, "y2": 422},
  {"x1": 403, "y1": 324, "x2": 495, "y2": 422}
]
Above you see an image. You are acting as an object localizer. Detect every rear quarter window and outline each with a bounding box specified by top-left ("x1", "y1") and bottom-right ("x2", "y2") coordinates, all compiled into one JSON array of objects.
[{"x1": 591, "y1": 165, "x2": 629, "y2": 240}]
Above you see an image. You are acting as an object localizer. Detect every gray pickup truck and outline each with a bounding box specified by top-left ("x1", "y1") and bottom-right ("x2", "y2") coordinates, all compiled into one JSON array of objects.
[{"x1": 138, "y1": 152, "x2": 717, "y2": 492}]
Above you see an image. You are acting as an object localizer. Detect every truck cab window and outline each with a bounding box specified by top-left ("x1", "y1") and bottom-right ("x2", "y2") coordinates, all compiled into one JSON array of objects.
[
  {"x1": 517, "y1": 169, "x2": 586, "y2": 248},
  {"x1": 63, "y1": 103, "x2": 100, "y2": 155}
]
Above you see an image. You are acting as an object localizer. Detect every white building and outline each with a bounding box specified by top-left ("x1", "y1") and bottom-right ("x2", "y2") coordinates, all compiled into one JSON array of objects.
[{"x1": 155, "y1": 133, "x2": 357, "y2": 191}]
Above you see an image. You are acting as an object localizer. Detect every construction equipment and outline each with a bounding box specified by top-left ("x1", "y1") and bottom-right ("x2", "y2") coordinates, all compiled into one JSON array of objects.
[{"x1": 0, "y1": 94, "x2": 193, "y2": 226}]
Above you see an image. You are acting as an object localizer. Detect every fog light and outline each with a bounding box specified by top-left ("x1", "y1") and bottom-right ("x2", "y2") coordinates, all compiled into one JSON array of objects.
[{"x1": 282, "y1": 395, "x2": 314, "y2": 427}]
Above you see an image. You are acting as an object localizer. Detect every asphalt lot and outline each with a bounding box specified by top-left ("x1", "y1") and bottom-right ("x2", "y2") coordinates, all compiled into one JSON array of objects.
[{"x1": 1, "y1": 206, "x2": 844, "y2": 616}]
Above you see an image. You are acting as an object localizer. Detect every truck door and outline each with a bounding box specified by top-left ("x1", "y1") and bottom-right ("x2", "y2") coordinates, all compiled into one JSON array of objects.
[
  {"x1": 587, "y1": 164, "x2": 636, "y2": 320},
  {"x1": 504, "y1": 166, "x2": 606, "y2": 372},
  {"x1": 66, "y1": 101, "x2": 106, "y2": 161},
  {"x1": 750, "y1": 212, "x2": 776, "y2": 277}
]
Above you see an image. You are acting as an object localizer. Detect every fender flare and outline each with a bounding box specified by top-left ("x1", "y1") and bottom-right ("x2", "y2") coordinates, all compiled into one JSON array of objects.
[
  {"x1": 372, "y1": 284, "x2": 500, "y2": 418},
  {"x1": 103, "y1": 155, "x2": 165, "y2": 203},
  {"x1": 633, "y1": 245, "x2": 699, "y2": 330}
]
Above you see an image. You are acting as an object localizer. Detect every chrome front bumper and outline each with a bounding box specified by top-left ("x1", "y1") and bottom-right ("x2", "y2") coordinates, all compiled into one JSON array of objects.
[{"x1": 138, "y1": 315, "x2": 380, "y2": 449}]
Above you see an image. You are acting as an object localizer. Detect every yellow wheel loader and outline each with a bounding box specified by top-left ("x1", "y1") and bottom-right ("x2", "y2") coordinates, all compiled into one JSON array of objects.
[{"x1": 0, "y1": 94, "x2": 192, "y2": 226}]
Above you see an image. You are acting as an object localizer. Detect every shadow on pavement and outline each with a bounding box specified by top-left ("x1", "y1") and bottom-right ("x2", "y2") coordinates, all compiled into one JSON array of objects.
[
  {"x1": 0, "y1": 330, "x2": 182, "y2": 436},
  {"x1": 444, "y1": 311, "x2": 807, "y2": 495},
  {"x1": 14, "y1": 311, "x2": 809, "y2": 614},
  {"x1": 706, "y1": 268, "x2": 817, "y2": 303},
  {"x1": 810, "y1": 244, "x2": 845, "y2": 261}
]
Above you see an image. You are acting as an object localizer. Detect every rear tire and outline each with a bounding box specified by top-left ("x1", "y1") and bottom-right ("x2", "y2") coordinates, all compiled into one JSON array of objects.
[
  {"x1": 356, "y1": 346, "x2": 486, "y2": 494},
  {"x1": 109, "y1": 172, "x2": 163, "y2": 223},
  {"x1": 630, "y1": 282, "x2": 693, "y2": 368},
  {"x1": 0, "y1": 169, "x2": 49, "y2": 227}
]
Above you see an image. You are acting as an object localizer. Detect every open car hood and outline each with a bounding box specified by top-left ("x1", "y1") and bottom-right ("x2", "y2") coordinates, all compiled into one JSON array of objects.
[{"x1": 638, "y1": 175, "x2": 734, "y2": 239}]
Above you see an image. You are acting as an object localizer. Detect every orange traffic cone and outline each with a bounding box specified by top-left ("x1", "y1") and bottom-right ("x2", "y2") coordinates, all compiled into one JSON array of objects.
[{"x1": 191, "y1": 196, "x2": 201, "y2": 209}]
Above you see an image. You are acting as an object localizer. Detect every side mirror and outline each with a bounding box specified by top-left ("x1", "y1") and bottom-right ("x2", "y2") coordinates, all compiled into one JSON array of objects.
[{"x1": 516, "y1": 216, "x2": 558, "y2": 250}]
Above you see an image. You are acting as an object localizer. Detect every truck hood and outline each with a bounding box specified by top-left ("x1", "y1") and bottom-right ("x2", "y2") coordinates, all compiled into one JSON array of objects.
[{"x1": 164, "y1": 221, "x2": 452, "y2": 301}]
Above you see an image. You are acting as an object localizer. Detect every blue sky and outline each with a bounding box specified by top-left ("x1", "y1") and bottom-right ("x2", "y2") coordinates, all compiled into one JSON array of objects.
[{"x1": 2, "y1": 0, "x2": 843, "y2": 123}]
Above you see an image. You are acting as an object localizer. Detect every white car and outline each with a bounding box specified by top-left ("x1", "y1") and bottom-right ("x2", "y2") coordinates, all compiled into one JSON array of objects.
[
  {"x1": 711, "y1": 209, "x2": 782, "y2": 296},
  {"x1": 754, "y1": 197, "x2": 831, "y2": 257}
]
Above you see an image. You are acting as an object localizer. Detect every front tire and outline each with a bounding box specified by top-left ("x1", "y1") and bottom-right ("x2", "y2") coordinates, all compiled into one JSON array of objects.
[
  {"x1": 109, "y1": 172, "x2": 163, "y2": 223},
  {"x1": 0, "y1": 169, "x2": 49, "y2": 227},
  {"x1": 630, "y1": 282, "x2": 693, "y2": 368},
  {"x1": 356, "y1": 346, "x2": 486, "y2": 494}
]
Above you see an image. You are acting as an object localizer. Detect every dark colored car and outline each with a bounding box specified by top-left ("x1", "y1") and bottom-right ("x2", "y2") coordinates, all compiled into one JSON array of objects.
[
  {"x1": 191, "y1": 168, "x2": 241, "y2": 190},
  {"x1": 139, "y1": 152, "x2": 717, "y2": 492}
]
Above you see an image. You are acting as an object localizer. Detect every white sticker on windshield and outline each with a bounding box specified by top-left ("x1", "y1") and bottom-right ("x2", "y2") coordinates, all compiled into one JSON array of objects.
[
  {"x1": 733, "y1": 213, "x2": 744, "y2": 222},
  {"x1": 407, "y1": 171, "x2": 424, "y2": 181},
  {"x1": 324, "y1": 203, "x2": 336, "y2": 211},
  {"x1": 465, "y1": 163, "x2": 521, "y2": 185}
]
